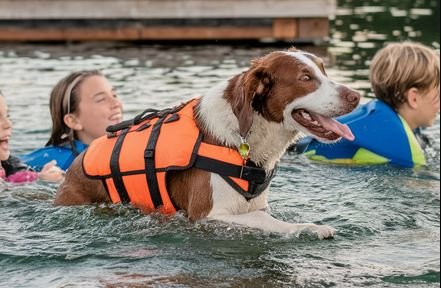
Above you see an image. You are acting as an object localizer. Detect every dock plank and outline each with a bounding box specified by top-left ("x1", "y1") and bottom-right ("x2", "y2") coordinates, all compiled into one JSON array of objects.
[
  {"x1": 0, "y1": 0, "x2": 336, "y2": 19},
  {"x1": 0, "y1": 0, "x2": 335, "y2": 42}
]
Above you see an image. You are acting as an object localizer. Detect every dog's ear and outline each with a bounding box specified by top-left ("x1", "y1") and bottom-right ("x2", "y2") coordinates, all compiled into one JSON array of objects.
[{"x1": 233, "y1": 64, "x2": 274, "y2": 138}]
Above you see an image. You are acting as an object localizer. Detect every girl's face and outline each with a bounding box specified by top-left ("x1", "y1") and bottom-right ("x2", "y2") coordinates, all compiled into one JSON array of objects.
[
  {"x1": 69, "y1": 75, "x2": 123, "y2": 145},
  {"x1": 0, "y1": 96, "x2": 12, "y2": 161}
]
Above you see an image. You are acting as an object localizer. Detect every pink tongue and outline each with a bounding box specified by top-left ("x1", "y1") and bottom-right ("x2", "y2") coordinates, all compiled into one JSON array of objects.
[{"x1": 311, "y1": 113, "x2": 355, "y2": 141}]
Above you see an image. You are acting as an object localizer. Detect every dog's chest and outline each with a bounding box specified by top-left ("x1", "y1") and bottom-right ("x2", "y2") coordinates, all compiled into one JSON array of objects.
[{"x1": 207, "y1": 174, "x2": 268, "y2": 216}]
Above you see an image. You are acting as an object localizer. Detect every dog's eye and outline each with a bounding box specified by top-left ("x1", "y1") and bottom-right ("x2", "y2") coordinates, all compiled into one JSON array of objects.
[{"x1": 300, "y1": 75, "x2": 312, "y2": 81}]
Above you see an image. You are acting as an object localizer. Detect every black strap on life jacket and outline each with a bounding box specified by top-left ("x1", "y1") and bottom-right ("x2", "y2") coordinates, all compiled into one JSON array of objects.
[
  {"x1": 193, "y1": 155, "x2": 277, "y2": 200},
  {"x1": 144, "y1": 114, "x2": 168, "y2": 209},
  {"x1": 109, "y1": 127, "x2": 131, "y2": 204},
  {"x1": 141, "y1": 105, "x2": 187, "y2": 209}
]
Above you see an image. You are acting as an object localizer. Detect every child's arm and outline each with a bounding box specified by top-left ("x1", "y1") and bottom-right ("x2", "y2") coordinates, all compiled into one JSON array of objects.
[
  {"x1": 3, "y1": 156, "x2": 64, "y2": 183},
  {"x1": 38, "y1": 160, "x2": 65, "y2": 182}
]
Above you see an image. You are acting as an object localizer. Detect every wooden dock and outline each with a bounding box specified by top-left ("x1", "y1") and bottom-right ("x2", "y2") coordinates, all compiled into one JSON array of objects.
[{"x1": 0, "y1": 0, "x2": 336, "y2": 43}]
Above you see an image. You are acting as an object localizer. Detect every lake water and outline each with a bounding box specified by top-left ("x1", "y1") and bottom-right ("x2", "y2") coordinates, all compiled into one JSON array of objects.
[{"x1": 0, "y1": 0, "x2": 440, "y2": 287}]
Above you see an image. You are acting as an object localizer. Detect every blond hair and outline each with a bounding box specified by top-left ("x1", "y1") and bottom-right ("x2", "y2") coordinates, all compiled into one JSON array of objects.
[{"x1": 369, "y1": 42, "x2": 440, "y2": 109}]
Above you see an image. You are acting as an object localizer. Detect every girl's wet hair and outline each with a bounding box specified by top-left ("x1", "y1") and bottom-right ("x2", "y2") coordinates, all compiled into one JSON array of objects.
[
  {"x1": 46, "y1": 70, "x2": 103, "y2": 149},
  {"x1": 369, "y1": 42, "x2": 440, "y2": 110}
]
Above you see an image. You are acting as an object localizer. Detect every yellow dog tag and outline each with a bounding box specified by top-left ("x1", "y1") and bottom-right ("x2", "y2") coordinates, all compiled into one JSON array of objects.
[{"x1": 239, "y1": 142, "x2": 250, "y2": 160}]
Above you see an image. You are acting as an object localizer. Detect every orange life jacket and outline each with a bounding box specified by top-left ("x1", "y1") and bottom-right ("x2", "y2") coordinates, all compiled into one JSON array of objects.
[{"x1": 83, "y1": 99, "x2": 276, "y2": 214}]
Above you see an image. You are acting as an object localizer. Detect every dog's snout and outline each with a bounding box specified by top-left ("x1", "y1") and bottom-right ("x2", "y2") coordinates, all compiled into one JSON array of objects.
[
  {"x1": 340, "y1": 86, "x2": 361, "y2": 106},
  {"x1": 346, "y1": 91, "x2": 360, "y2": 104}
]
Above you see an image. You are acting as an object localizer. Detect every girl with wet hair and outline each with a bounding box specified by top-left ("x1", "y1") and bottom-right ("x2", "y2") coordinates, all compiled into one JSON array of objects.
[{"x1": 21, "y1": 70, "x2": 124, "y2": 171}]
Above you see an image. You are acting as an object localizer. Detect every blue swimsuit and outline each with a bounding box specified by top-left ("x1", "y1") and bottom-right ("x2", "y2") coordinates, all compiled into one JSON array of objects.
[{"x1": 21, "y1": 140, "x2": 88, "y2": 171}]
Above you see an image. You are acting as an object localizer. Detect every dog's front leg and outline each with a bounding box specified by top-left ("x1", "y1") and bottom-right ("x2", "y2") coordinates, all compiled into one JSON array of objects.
[{"x1": 209, "y1": 211, "x2": 336, "y2": 240}]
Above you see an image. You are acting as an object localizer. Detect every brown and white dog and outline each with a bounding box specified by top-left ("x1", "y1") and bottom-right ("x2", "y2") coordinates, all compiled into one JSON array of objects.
[{"x1": 54, "y1": 48, "x2": 360, "y2": 240}]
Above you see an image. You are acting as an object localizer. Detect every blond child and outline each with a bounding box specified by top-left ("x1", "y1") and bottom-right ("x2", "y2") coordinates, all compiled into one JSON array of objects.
[{"x1": 296, "y1": 42, "x2": 440, "y2": 167}]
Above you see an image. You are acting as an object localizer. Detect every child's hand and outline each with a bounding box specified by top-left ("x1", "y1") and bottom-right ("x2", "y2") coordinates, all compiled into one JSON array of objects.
[{"x1": 38, "y1": 160, "x2": 65, "y2": 182}]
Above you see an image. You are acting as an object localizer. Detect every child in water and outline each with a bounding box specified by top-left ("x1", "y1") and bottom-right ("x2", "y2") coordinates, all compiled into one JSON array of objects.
[
  {"x1": 0, "y1": 90, "x2": 64, "y2": 183},
  {"x1": 21, "y1": 70, "x2": 123, "y2": 171},
  {"x1": 295, "y1": 42, "x2": 440, "y2": 168}
]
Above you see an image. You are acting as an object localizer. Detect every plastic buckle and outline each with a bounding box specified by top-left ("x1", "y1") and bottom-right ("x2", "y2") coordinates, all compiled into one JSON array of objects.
[{"x1": 144, "y1": 149, "x2": 155, "y2": 159}]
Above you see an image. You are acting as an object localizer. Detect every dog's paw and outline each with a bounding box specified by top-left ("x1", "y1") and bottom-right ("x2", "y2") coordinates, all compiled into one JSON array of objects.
[{"x1": 308, "y1": 224, "x2": 336, "y2": 240}]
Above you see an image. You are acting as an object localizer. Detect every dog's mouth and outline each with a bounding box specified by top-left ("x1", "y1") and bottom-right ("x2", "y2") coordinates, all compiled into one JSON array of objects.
[{"x1": 292, "y1": 109, "x2": 354, "y2": 141}]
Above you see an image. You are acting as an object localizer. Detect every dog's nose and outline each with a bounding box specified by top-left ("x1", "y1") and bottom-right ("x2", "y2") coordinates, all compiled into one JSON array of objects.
[
  {"x1": 347, "y1": 92, "x2": 360, "y2": 104},
  {"x1": 341, "y1": 87, "x2": 361, "y2": 105}
]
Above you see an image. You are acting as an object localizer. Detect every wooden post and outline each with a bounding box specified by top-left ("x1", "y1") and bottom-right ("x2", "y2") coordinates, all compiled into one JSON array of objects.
[{"x1": 272, "y1": 19, "x2": 298, "y2": 40}]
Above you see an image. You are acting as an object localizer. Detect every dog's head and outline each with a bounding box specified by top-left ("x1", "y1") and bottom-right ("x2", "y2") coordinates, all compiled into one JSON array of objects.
[{"x1": 228, "y1": 48, "x2": 361, "y2": 143}]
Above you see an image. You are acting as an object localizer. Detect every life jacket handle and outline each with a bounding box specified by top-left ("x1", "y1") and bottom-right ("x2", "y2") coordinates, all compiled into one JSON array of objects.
[
  {"x1": 106, "y1": 100, "x2": 193, "y2": 135},
  {"x1": 106, "y1": 108, "x2": 161, "y2": 134},
  {"x1": 133, "y1": 108, "x2": 161, "y2": 125}
]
